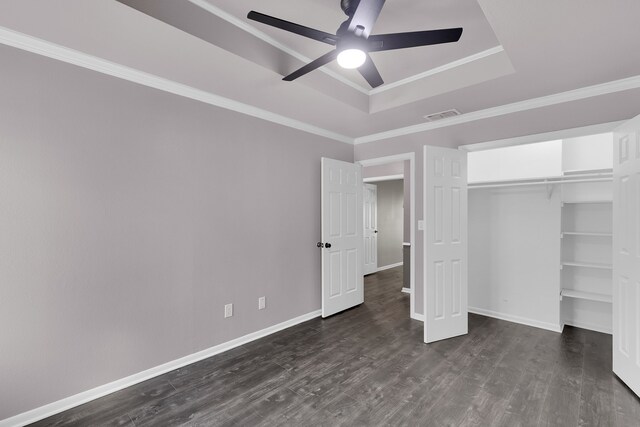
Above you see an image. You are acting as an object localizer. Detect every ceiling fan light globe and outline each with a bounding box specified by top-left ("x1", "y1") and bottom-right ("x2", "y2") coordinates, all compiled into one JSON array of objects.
[{"x1": 337, "y1": 49, "x2": 366, "y2": 69}]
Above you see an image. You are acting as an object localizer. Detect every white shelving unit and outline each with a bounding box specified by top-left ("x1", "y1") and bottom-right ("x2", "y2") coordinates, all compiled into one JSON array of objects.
[
  {"x1": 559, "y1": 163, "x2": 613, "y2": 333},
  {"x1": 561, "y1": 231, "x2": 612, "y2": 237},
  {"x1": 561, "y1": 200, "x2": 612, "y2": 204},
  {"x1": 560, "y1": 289, "x2": 613, "y2": 303},
  {"x1": 561, "y1": 261, "x2": 612, "y2": 270}
]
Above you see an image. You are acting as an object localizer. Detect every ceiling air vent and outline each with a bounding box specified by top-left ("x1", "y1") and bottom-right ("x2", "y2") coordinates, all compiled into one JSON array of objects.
[{"x1": 424, "y1": 109, "x2": 461, "y2": 122}]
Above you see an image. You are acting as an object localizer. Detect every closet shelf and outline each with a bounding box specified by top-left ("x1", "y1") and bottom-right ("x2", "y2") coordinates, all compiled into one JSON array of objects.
[
  {"x1": 468, "y1": 171, "x2": 613, "y2": 190},
  {"x1": 560, "y1": 289, "x2": 612, "y2": 303},
  {"x1": 561, "y1": 261, "x2": 613, "y2": 270},
  {"x1": 561, "y1": 231, "x2": 613, "y2": 238},
  {"x1": 563, "y1": 168, "x2": 613, "y2": 176},
  {"x1": 561, "y1": 200, "x2": 612, "y2": 204}
]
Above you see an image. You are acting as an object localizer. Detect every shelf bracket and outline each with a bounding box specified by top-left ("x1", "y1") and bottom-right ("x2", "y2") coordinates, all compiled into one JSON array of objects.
[{"x1": 545, "y1": 181, "x2": 554, "y2": 199}]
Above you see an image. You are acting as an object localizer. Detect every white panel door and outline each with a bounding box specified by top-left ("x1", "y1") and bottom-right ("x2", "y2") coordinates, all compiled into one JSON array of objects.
[
  {"x1": 424, "y1": 145, "x2": 468, "y2": 343},
  {"x1": 321, "y1": 158, "x2": 364, "y2": 317},
  {"x1": 363, "y1": 183, "x2": 378, "y2": 275},
  {"x1": 613, "y1": 115, "x2": 640, "y2": 397}
]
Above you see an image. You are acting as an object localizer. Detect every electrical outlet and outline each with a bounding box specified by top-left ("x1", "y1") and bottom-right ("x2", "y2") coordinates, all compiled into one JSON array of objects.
[
  {"x1": 258, "y1": 296, "x2": 266, "y2": 310},
  {"x1": 418, "y1": 220, "x2": 425, "y2": 231},
  {"x1": 224, "y1": 303, "x2": 233, "y2": 318}
]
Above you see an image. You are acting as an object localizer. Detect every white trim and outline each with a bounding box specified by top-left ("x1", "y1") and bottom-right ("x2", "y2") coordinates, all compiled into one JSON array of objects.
[
  {"x1": 187, "y1": 0, "x2": 370, "y2": 95},
  {"x1": 403, "y1": 242, "x2": 411, "y2": 247},
  {"x1": 563, "y1": 320, "x2": 612, "y2": 335},
  {"x1": 369, "y1": 46, "x2": 504, "y2": 94},
  {"x1": 459, "y1": 121, "x2": 624, "y2": 152},
  {"x1": 0, "y1": 26, "x2": 353, "y2": 145},
  {"x1": 469, "y1": 306, "x2": 562, "y2": 333},
  {"x1": 411, "y1": 313, "x2": 425, "y2": 322},
  {"x1": 0, "y1": 310, "x2": 322, "y2": 427},
  {"x1": 355, "y1": 76, "x2": 640, "y2": 144},
  {"x1": 357, "y1": 152, "x2": 415, "y2": 322},
  {"x1": 377, "y1": 262, "x2": 403, "y2": 272},
  {"x1": 401, "y1": 287, "x2": 411, "y2": 294},
  {"x1": 363, "y1": 174, "x2": 403, "y2": 183}
]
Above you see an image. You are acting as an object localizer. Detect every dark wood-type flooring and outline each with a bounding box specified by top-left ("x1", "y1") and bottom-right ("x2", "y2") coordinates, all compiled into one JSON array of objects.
[{"x1": 33, "y1": 267, "x2": 640, "y2": 426}]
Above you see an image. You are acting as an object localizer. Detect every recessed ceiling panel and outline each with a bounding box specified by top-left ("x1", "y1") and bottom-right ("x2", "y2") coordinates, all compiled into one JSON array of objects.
[{"x1": 204, "y1": 0, "x2": 501, "y2": 87}]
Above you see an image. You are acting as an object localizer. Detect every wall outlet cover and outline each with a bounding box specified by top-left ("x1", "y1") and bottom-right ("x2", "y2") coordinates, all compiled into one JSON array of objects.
[
  {"x1": 224, "y1": 303, "x2": 233, "y2": 318},
  {"x1": 258, "y1": 296, "x2": 266, "y2": 310},
  {"x1": 418, "y1": 220, "x2": 425, "y2": 231}
]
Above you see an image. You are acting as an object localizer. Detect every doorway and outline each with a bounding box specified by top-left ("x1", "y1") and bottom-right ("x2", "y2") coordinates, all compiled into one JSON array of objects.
[{"x1": 358, "y1": 153, "x2": 416, "y2": 320}]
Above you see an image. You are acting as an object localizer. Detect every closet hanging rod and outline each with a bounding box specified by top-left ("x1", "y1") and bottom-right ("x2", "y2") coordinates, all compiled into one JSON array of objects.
[{"x1": 468, "y1": 176, "x2": 612, "y2": 190}]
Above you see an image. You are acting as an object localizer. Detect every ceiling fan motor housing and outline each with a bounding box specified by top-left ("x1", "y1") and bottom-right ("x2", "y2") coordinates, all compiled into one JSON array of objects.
[
  {"x1": 341, "y1": 0, "x2": 360, "y2": 16},
  {"x1": 336, "y1": 33, "x2": 368, "y2": 52}
]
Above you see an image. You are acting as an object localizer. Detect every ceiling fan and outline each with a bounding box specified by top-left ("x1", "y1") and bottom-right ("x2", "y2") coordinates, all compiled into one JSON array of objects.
[{"x1": 247, "y1": 0, "x2": 463, "y2": 88}]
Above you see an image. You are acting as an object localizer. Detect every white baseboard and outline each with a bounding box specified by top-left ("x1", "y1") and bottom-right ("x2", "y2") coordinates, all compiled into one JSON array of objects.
[
  {"x1": 563, "y1": 320, "x2": 612, "y2": 335},
  {"x1": 0, "y1": 310, "x2": 322, "y2": 427},
  {"x1": 377, "y1": 262, "x2": 403, "y2": 272},
  {"x1": 469, "y1": 307, "x2": 562, "y2": 333},
  {"x1": 401, "y1": 287, "x2": 411, "y2": 294},
  {"x1": 411, "y1": 312, "x2": 425, "y2": 322}
]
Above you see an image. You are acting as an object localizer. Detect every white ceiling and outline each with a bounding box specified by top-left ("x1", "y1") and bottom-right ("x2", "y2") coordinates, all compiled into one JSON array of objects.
[{"x1": 0, "y1": 0, "x2": 639, "y2": 146}]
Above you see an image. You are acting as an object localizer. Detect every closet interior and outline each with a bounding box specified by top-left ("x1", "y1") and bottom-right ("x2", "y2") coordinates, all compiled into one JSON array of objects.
[{"x1": 468, "y1": 133, "x2": 613, "y2": 333}]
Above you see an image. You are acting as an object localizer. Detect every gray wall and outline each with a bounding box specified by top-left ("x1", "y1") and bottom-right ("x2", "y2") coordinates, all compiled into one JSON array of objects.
[
  {"x1": 403, "y1": 160, "x2": 411, "y2": 288},
  {"x1": 0, "y1": 45, "x2": 352, "y2": 420},
  {"x1": 376, "y1": 180, "x2": 404, "y2": 268}
]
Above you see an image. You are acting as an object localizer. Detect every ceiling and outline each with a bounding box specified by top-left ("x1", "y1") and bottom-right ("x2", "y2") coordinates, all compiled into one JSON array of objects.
[
  {"x1": 203, "y1": 0, "x2": 502, "y2": 88},
  {"x1": 0, "y1": 0, "x2": 639, "y2": 145}
]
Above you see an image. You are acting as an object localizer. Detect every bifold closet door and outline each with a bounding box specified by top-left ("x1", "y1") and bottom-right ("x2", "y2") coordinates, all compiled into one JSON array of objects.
[
  {"x1": 423, "y1": 146, "x2": 468, "y2": 343},
  {"x1": 613, "y1": 115, "x2": 640, "y2": 398}
]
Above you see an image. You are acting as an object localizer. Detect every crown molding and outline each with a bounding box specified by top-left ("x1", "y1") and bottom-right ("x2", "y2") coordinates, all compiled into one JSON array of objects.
[
  {"x1": 355, "y1": 74, "x2": 640, "y2": 144},
  {"x1": 368, "y1": 45, "x2": 504, "y2": 95},
  {"x1": 2, "y1": 23, "x2": 639, "y2": 148},
  {"x1": 0, "y1": 26, "x2": 353, "y2": 145},
  {"x1": 188, "y1": 0, "x2": 370, "y2": 95}
]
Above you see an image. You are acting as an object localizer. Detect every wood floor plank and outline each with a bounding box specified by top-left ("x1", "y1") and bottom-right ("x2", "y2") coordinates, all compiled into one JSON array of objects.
[
  {"x1": 30, "y1": 377, "x2": 176, "y2": 427},
  {"x1": 578, "y1": 330, "x2": 616, "y2": 426},
  {"x1": 537, "y1": 327, "x2": 587, "y2": 427},
  {"x1": 31, "y1": 267, "x2": 640, "y2": 426}
]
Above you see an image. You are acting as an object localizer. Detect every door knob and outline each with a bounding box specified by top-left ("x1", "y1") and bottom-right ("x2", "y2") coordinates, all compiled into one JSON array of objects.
[
  {"x1": 374, "y1": 230, "x2": 378, "y2": 233},
  {"x1": 325, "y1": 243, "x2": 332, "y2": 249},
  {"x1": 317, "y1": 242, "x2": 324, "y2": 248}
]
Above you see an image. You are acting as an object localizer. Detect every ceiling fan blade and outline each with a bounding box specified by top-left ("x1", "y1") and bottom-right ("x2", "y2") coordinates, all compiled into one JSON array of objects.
[
  {"x1": 348, "y1": 0, "x2": 386, "y2": 38},
  {"x1": 247, "y1": 11, "x2": 338, "y2": 45},
  {"x1": 283, "y1": 50, "x2": 339, "y2": 81},
  {"x1": 368, "y1": 28, "x2": 463, "y2": 52},
  {"x1": 358, "y1": 55, "x2": 384, "y2": 88}
]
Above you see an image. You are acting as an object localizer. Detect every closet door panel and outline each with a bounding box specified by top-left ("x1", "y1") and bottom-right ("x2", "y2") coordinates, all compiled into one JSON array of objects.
[{"x1": 613, "y1": 116, "x2": 640, "y2": 398}]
